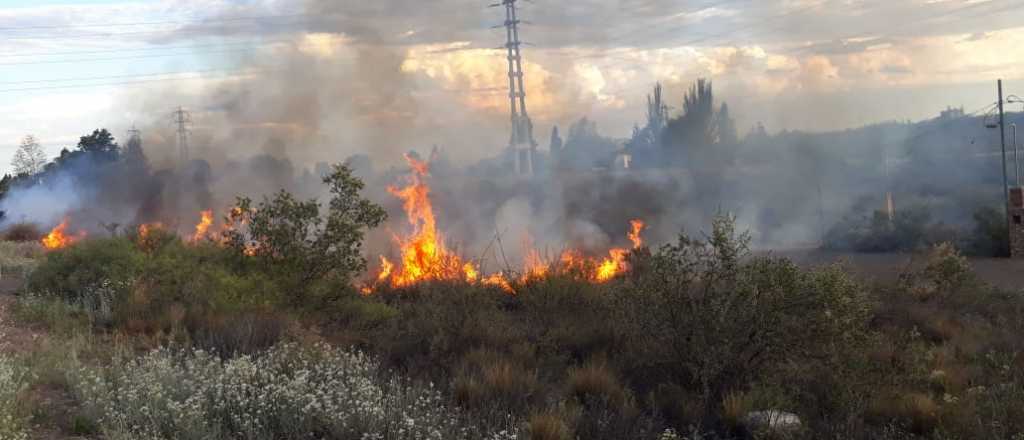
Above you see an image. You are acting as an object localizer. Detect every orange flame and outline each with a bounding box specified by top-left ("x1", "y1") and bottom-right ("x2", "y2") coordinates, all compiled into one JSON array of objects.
[
  {"x1": 192, "y1": 210, "x2": 214, "y2": 242},
  {"x1": 363, "y1": 156, "x2": 648, "y2": 293},
  {"x1": 629, "y1": 219, "x2": 645, "y2": 249},
  {"x1": 41, "y1": 219, "x2": 85, "y2": 250},
  {"x1": 377, "y1": 154, "x2": 480, "y2": 288},
  {"x1": 377, "y1": 256, "x2": 394, "y2": 282},
  {"x1": 138, "y1": 222, "x2": 164, "y2": 239}
]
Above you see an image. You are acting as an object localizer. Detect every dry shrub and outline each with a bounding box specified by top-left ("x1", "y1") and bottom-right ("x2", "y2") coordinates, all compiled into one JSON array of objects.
[
  {"x1": 567, "y1": 358, "x2": 628, "y2": 409},
  {"x1": 2, "y1": 222, "x2": 41, "y2": 242},
  {"x1": 528, "y1": 412, "x2": 572, "y2": 440},
  {"x1": 721, "y1": 391, "x2": 754, "y2": 428},
  {"x1": 455, "y1": 350, "x2": 538, "y2": 412},
  {"x1": 186, "y1": 309, "x2": 290, "y2": 356},
  {"x1": 868, "y1": 392, "x2": 939, "y2": 435}
]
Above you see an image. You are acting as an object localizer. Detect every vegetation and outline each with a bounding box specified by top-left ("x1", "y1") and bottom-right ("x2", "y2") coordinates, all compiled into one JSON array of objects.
[{"x1": 0, "y1": 167, "x2": 1022, "y2": 439}]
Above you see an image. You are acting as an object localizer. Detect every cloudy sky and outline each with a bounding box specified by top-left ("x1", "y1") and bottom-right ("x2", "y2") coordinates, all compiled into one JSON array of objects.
[{"x1": 0, "y1": 0, "x2": 1023, "y2": 172}]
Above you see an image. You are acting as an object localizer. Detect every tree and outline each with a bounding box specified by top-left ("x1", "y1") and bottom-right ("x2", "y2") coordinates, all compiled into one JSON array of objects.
[
  {"x1": 11, "y1": 135, "x2": 47, "y2": 176},
  {"x1": 664, "y1": 79, "x2": 716, "y2": 157},
  {"x1": 715, "y1": 103, "x2": 738, "y2": 146},
  {"x1": 77, "y1": 129, "x2": 120, "y2": 162},
  {"x1": 225, "y1": 163, "x2": 388, "y2": 300},
  {"x1": 549, "y1": 126, "x2": 563, "y2": 156},
  {"x1": 122, "y1": 129, "x2": 148, "y2": 171}
]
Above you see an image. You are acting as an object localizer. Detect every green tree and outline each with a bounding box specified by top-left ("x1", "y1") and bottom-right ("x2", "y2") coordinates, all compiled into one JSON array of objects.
[
  {"x1": 664, "y1": 79, "x2": 716, "y2": 158},
  {"x1": 76, "y1": 129, "x2": 119, "y2": 162},
  {"x1": 225, "y1": 164, "x2": 387, "y2": 299}
]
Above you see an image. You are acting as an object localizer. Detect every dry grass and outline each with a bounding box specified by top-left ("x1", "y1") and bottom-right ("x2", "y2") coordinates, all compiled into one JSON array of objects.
[
  {"x1": 527, "y1": 412, "x2": 572, "y2": 440},
  {"x1": 721, "y1": 391, "x2": 754, "y2": 428},
  {"x1": 2, "y1": 223, "x2": 41, "y2": 243},
  {"x1": 567, "y1": 358, "x2": 627, "y2": 409}
]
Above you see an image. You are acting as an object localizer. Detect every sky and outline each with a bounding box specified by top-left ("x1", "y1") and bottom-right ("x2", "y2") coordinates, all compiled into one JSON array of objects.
[{"x1": 1, "y1": 0, "x2": 1023, "y2": 174}]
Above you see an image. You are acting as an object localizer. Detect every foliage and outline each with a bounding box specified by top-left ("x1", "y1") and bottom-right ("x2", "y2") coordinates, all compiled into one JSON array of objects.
[
  {"x1": 10, "y1": 135, "x2": 46, "y2": 177},
  {"x1": 1, "y1": 223, "x2": 41, "y2": 243},
  {"x1": 621, "y1": 214, "x2": 872, "y2": 414},
  {"x1": 0, "y1": 354, "x2": 31, "y2": 440},
  {"x1": 27, "y1": 238, "x2": 142, "y2": 307},
  {"x1": 968, "y1": 205, "x2": 1009, "y2": 257},
  {"x1": 224, "y1": 164, "x2": 387, "y2": 300},
  {"x1": 825, "y1": 205, "x2": 959, "y2": 253},
  {"x1": 70, "y1": 343, "x2": 519, "y2": 440}
]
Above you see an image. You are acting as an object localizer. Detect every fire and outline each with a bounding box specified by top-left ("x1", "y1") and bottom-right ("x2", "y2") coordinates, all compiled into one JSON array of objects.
[
  {"x1": 41, "y1": 219, "x2": 85, "y2": 250},
  {"x1": 192, "y1": 210, "x2": 214, "y2": 242},
  {"x1": 138, "y1": 222, "x2": 165, "y2": 239},
  {"x1": 629, "y1": 219, "x2": 645, "y2": 249},
  {"x1": 364, "y1": 154, "x2": 648, "y2": 293},
  {"x1": 377, "y1": 256, "x2": 394, "y2": 282},
  {"x1": 376, "y1": 154, "x2": 481, "y2": 287}
]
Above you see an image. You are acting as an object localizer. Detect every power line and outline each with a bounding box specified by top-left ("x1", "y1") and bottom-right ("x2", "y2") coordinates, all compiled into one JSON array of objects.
[
  {"x1": 0, "y1": 12, "x2": 323, "y2": 32},
  {"x1": 0, "y1": 16, "x2": 337, "y2": 41},
  {"x1": 0, "y1": 67, "x2": 255, "y2": 85},
  {"x1": 0, "y1": 71, "x2": 260, "y2": 93},
  {"x1": 0, "y1": 39, "x2": 292, "y2": 58},
  {"x1": 0, "y1": 45, "x2": 282, "y2": 66}
]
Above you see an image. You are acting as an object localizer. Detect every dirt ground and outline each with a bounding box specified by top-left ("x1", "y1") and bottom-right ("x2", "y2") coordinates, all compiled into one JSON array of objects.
[{"x1": 772, "y1": 249, "x2": 1024, "y2": 292}]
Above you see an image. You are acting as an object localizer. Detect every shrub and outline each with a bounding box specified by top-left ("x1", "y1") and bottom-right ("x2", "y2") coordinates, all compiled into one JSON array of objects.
[
  {"x1": 0, "y1": 354, "x2": 31, "y2": 440},
  {"x1": 968, "y1": 206, "x2": 1009, "y2": 257},
  {"x1": 27, "y1": 238, "x2": 142, "y2": 306},
  {"x1": 567, "y1": 358, "x2": 628, "y2": 410},
  {"x1": 70, "y1": 343, "x2": 520, "y2": 440},
  {"x1": 223, "y1": 164, "x2": 387, "y2": 301},
  {"x1": 527, "y1": 412, "x2": 572, "y2": 440},
  {"x1": 1, "y1": 223, "x2": 41, "y2": 242},
  {"x1": 621, "y1": 214, "x2": 872, "y2": 416}
]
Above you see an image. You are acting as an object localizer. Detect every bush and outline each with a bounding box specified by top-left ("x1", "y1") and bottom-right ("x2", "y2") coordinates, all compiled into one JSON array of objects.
[
  {"x1": 0, "y1": 354, "x2": 31, "y2": 440},
  {"x1": 622, "y1": 214, "x2": 872, "y2": 418},
  {"x1": 27, "y1": 238, "x2": 142, "y2": 307},
  {"x1": 1, "y1": 223, "x2": 41, "y2": 242},
  {"x1": 968, "y1": 206, "x2": 1009, "y2": 257},
  {"x1": 70, "y1": 343, "x2": 520, "y2": 440},
  {"x1": 825, "y1": 205, "x2": 958, "y2": 253},
  {"x1": 223, "y1": 164, "x2": 387, "y2": 302}
]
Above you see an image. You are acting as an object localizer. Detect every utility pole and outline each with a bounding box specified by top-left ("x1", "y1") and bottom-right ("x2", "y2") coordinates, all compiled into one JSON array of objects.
[
  {"x1": 492, "y1": 0, "x2": 536, "y2": 175},
  {"x1": 172, "y1": 106, "x2": 192, "y2": 166},
  {"x1": 998, "y1": 80, "x2": 1012, "y2": 254}
]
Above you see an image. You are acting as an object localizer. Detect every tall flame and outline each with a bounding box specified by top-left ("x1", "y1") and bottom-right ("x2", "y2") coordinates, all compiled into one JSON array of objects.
[
  {"x1": 379, "y1": 154, "x2": 480, "y2": 287},
  {"x1": 41, "y1": 219, "x2": 85, "y2": 250},
  {"x1": 192, "y1": 210, "x2": 214, "y2": 242},
  {"x1": 629, "y1": 219, "x2": 645, "y2": 249},
  {"x1": 365, "y1": 157, "x2": 648, "y2": 293}
]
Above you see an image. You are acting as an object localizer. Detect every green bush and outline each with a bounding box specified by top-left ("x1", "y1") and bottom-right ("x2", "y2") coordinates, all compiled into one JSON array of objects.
[
  {"x1": 223, "y1": 164, "x2": 387, "y2": 302},
  {"x1": 621, "y1": 214, "x2": 872, "y2": 419},
  {"x1": 27, "y1": 238, "x2": 143, "y2": 307}
]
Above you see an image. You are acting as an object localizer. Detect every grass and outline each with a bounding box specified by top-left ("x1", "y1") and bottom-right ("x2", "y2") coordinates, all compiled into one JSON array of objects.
[{"x1": 5, "y1": 222, "x2": 1024, "y2": 439}]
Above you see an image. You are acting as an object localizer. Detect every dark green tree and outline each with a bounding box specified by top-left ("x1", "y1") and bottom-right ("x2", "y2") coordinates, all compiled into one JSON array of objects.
[
  {"x1": 664, "y1": 79, "x2": 716, "y2": 159},
  {"x1": 77, "y1": 129, "x2": 120, "y2": 160}
]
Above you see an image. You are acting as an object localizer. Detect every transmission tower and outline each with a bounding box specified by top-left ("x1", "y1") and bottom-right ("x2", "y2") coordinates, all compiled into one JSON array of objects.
[
  {"x1": 492, "y1": 0, "x2": 536, "y2": 175},
  {"x1": 171, "y1": 106, "x2": 192, "y2": 166}
]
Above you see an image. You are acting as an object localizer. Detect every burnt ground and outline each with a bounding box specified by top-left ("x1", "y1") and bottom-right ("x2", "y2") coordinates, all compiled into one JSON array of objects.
[{"x1": 771, "y1": 249, "x2": 1024, "y2": 292}]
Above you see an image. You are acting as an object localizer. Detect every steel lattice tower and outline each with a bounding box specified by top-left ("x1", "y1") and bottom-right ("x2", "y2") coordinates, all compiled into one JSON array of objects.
[
  {"x1": 172, "y1": 106, "x2": 192, "y2": 166},
  {"x1": 496, "y1": 0, "x2": 536, "y2": 175}
]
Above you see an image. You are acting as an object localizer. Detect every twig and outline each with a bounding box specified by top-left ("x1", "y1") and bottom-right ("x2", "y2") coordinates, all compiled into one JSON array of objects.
[{"x1": 494, "y1": 228, "x2": 514, "y2": 274}]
